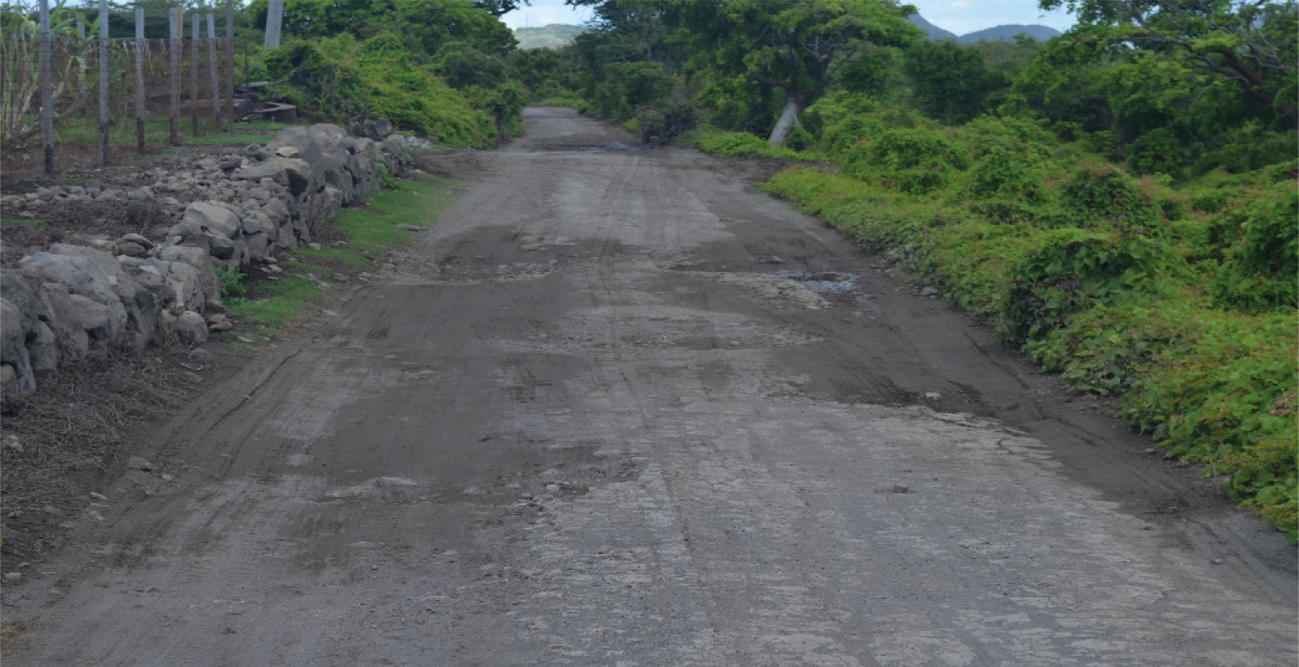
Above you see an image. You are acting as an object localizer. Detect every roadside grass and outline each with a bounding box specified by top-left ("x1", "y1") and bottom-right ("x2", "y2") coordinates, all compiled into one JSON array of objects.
[
  {"x1": 224, "y1": 177, "x2": 456, "y2": 342},
  {"x1": 0, "y1": 218, "x2": 42, "y2": 227},
  {"x1": 0, "y1": 619, "x2": 37, "y2": 651}
]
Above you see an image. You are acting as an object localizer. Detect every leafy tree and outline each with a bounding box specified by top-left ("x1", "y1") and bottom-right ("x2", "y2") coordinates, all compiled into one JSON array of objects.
[
  {"x1": 903, "y1": 40, "x2": 1009, "y2": 123},
  {"x1": 1039, "y1": 0, "x2": 1298, "y2": 127},
  {"x1": 474, "y1": 0, "x2": 528, "y2": 16},
  {"x1": 245, "y1": 0, "x2": 516, "y2": 57},
  {"x1": 671, "y1": 0, "x2": 922, "y2": 146}
]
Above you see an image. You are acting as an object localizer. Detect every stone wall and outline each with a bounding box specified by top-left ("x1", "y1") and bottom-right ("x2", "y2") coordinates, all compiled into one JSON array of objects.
[{"x1": 0, "y1": 124, "x2": 412, "y2": 397}]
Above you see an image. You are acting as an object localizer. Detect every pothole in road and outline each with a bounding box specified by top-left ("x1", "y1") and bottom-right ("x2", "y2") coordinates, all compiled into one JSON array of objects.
[{"x1": 768, "y1": 270, "x2": 858, "y2": 293}]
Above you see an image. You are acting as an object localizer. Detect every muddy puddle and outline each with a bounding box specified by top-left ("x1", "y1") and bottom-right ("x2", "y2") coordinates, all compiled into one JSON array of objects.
[{"x1": 769, "y1": 270, "x2": 858, "y2": 293}]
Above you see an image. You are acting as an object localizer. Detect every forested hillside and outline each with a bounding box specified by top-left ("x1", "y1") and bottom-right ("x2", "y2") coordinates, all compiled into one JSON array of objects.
[
  {"x1": 515, "y1": 23, "x2": 588, "y2": 49},
  {"x1": 521, "y1": 0, "x2": 1298, "y2": 535}
]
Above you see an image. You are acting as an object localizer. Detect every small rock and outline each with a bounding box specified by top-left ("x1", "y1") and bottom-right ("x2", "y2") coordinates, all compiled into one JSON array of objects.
[
  {"x1": 126, "y1": 456, "x2": 155, "y2": 471},
  {"x1": 4, "y1": 572, "x2": 22, "y2": 582},
  {"x1": 920, "y1": 286, "x2": 938, "y2": 297},
  {"x1": 208, "y1": 321, "x2": 233, "y2": 333},
  {"x1": 1211, "y1": 558, "x2": 1224, "y2": 565},
  {"x1": 188, "y1": 348, "x2": 214, "y2": 361},
  {"x1": 307, "y1": 243, "x2": 322, "y2": 250},
  {"x1": 89, "y1": 492, "x2": 109, "y2": 501},
  {"x1": 2, "y1": 435, "x2": 23, "y2": 454},
  {"x1": 397, "y1": 224, "x2": 421, "y2": 232},
  {"x1": 924, "y1": 391, "x2": 942, "y2": 400},
  {"x1": 1144, "y1": 448, "x2": 1158, "y2": 455}
]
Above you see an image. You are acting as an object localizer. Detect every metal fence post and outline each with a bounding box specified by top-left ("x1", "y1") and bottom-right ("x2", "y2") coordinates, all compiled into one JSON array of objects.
[
  {"x1": 206, "y1": 14, "x2": 220, "y2": 130},
  {"x1": 135, "y1": 7, "x2": 146, "y2": 153},
  {"x1": 98, "y1": 0, "x2": 110, "y2": 166},
  {"x1": 170, "y1": 4, "x2": 181, "y2": 146},
  {"x1": 40, "y1": 0, "x2": 54, "y2": 174},
  {"x1": 225, "y1": 0, "x2": 236, "y2": 126},
  {"x1": 190, "y1": 13, "x2": 199, "y2": 137}
]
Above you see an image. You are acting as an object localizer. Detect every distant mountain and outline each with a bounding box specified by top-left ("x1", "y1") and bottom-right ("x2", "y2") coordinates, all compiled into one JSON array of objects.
[
  {"x1": 514, "y1": 24, "x2": 586, "y2": 50},
  {"x1": 958, "y1": 24, "x2": 1062, "y2": 43},
  {"x1": 907, "y1": 14, "x2": 958, "y2": 41},
  {"x1": 907, "y1": 13, "x2": 1061, "y2": 43}
]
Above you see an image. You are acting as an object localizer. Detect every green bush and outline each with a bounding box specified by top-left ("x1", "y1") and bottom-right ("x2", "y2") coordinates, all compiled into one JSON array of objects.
[
  {"x1": 263, "y1": 34, "x2": 500, "y2": 147},
  {"x1": 694, "y1": 129, "x2": 808, "y2": 160},
  {"x1": 636, "y1": 98, "x2": 700, "y2": 146},
  {"x1": 999, "y1": 228, "x2": 1182, "y2": 346},
  {"x1": 1058, "y1": 164, "x2": 1163, "y2": 234},
  {"x1": 1125, "y1": 127, "x2": 1186, "y2": 177},
  {"x1": 863, "y1": 127, "x2": 968, "y2": 194},
  {"x1": 965, "y1": 145, "x2": 1043, "y2": 200},
  {"x1": 1209, "y1": 184, "x2": 1299, "y2": 311}
]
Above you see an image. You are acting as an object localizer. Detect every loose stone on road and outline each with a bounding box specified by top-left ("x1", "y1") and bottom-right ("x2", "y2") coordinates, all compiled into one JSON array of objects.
[{"x1": 3, "y1": 108, "x2": 1294, "y2": 666}]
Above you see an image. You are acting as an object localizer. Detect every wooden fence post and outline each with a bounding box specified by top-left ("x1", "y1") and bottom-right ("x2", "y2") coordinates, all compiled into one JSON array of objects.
[
  {"x1": 135, "y1": 7, "x2": 146, "y2": 153},
  {"x1": 98, "y1": 0, "x2": 109, "y2": 166},
  {"x1": 169, "y1": 4, "x2": 181, "y2": 146},
  {"x1": 206, "y1": 14, "x2": 220, "y2": 129},
  {"x1": 39, "y1": 0, "x2": 54, "y2": 174},
  {"x1": 190, "y1": 13, "x2": 199, "y2": 137}
]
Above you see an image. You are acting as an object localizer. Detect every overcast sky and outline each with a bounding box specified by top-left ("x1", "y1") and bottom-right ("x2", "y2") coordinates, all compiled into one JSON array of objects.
[{"x1": 501, "y1": 0, "x2": 1076, "y2": 35}]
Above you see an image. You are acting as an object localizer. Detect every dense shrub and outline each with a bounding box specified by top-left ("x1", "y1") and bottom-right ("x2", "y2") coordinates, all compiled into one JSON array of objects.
[
  {"x1": 1126, "y1": 127, "x2": 1186, "y2": 177},
  {"x1": 263, "y1": 34, "x2": 500, "y2": 147},
  {"x1": 636, "y1": 98, "x2": 699, "y2": 146},
  {"x1": 999, "y1": 228, "x2": 1182, "y2": 346},
  {"x1": 1058, "y1": 164, "x2": 1163, "y2": 234},
  {"x1": 1210, "y1": 184, "x2": 1299, "y2": 311},
  {"x1": 862, "y1": 127, "x2": 968, "y2": 194}
]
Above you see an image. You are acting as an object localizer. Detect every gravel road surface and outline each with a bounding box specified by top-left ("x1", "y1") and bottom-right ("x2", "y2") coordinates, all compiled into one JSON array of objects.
[{"x1": 4, "y1": 108, "x2": 1295, "y2": 666}]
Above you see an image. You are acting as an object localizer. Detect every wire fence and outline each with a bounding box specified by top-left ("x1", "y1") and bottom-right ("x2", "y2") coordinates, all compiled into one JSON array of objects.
[{"x1": 1, "y1": 13, "x2": 238, "y2": 180}]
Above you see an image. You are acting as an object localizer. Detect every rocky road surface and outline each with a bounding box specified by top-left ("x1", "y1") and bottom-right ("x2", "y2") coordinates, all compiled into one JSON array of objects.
[{"x1": 4, "y1": 108, "x2": 1295, "y2": 666}]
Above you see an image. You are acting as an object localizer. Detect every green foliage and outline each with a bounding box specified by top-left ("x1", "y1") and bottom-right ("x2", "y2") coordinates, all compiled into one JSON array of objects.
[
  {"x1": 1125, "y1": 127, "x2": 1185, "y2": 177},
  {"x1": 588, "y1": 61, "x2": 674, "y2": 122},
  {"x1": 1000, "y1": 228, "x2": 1182, "y2": 346},
  {"x1": 903, "y1": 40, "x2": 1010, "y2": 123},
  {"x1": 862, "y1": 127, "x2": 968, "y2": 194},
  {"x1": 1209, "y1": 184, "x2": 1299, "y2": 311},
  {"x1": 1057, "y1": 164, "x2": 1162, "y2": 234},
  {"x1": 215, "y1": 266, "x2": 248, "y2": 299},
  {"x1": 263, "y1": 33, "x2": 499, "y2": 147},
  {"x1": 965, "y1": 146, "x2": 1043, "y2": 200},
  {"x1": 635, "y1": 97, "x2": 699, "y2": 145},
  {"x1": 694, "y1": 129, "x2": 809, "y2": 160}
]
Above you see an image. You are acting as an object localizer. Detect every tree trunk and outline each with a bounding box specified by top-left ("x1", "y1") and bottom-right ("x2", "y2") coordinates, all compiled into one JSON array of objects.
[{"x1": 768, "y1": 96, "x2": 802, "y2": 148}]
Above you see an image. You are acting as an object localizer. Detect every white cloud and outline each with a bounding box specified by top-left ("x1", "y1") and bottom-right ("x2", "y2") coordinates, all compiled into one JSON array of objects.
[{"x1": 501, "y1": 0, "x2": 594, "y2": 30}]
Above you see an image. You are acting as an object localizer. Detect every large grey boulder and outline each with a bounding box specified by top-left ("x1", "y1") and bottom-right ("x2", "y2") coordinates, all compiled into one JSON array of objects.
[
  {"x1": 238, "y1": 157, "x2": 312, "y2": 197},
  {"x1": 157, "y1": 245, "x2": 220, "y2": 303},
  {"x1": 22, "y1": 251, "x2": 128, "y2": 338},
  {"x1": 38, "y1": 282, "x2": 90, "y2": 357},
  {"x1": 174, "y1": 310, "x2": 208, "y2": 346},
  {"x1": 182, "y1": 201, "x2": 242, "y2": 238},
  {"x1": 27, "y1": 322, "x2": 58, "y2": 372},
  {"x1": 0, "y1": 298, "x2": 35, "y2": 395},
  {"x1": 139, "y1": 258, "x2": 206, "y2": 312},
  {"x1": 0, "y1": 270, "x2": 42, "y2": 335},
  {"x1": 66, "y1": 293, "x2": 116, "y2": 344}
]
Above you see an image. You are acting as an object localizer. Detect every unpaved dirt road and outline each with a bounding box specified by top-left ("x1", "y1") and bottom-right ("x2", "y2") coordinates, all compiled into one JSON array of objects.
[{"x1": 5, "y1": 108, "x2": 1295, "y2": 666}]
